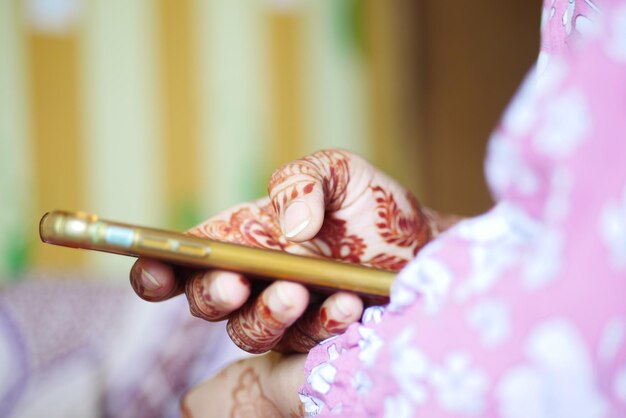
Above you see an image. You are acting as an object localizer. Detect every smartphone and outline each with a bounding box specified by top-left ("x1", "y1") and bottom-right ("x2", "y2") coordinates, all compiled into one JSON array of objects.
[{"x1": 39, "y1": 211, "x2": 394, "y2": 297}]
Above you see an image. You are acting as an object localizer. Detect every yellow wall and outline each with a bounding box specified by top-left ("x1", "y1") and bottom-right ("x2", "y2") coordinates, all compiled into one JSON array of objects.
[{"x1": 0, "y1": 0, "x2": 424, "y2": 281}]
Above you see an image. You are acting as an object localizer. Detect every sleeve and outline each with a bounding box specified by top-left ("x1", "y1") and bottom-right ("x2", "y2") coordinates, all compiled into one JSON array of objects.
[{"x1": 299, "y1": 1, "x2": 626, "y2": 416}]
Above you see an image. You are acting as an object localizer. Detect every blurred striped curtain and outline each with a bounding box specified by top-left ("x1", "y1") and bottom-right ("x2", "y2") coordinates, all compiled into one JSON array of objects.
[{"x1": 0, "y1": 0, "x2": 422, "y2": 282}]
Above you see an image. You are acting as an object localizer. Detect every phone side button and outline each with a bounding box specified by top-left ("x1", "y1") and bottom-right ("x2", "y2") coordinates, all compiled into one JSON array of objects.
[
  {"x1": 104, "y1": 226, "x2": 135, "y2": 248},
  {"x1": 139, "y1": 238, "x2": 170, "y2": 251},
  {"x1": 178, "y1": 244, "x2": 209, "y2": 257}
]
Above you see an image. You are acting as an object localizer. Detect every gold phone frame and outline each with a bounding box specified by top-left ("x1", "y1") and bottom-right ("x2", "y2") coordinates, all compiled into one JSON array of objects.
[{"x1": 39, "y1": 211, "x2": 395, "y2": 297}]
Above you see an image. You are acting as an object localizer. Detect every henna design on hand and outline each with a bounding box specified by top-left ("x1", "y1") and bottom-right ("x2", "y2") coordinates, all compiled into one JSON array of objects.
[
  {"x1": 189, "y1": 202, "x2": 284, "y2": 251},
  {"x1": 230, "y1": 368, "x2": 282, "y2": 418},
  {"x1": 371, "y1": 185, "x2": 432, "y2": 255},
  {"x1": 297, "y1": 207, "x2": 423, "y2": 273},
  {"x1": 227, "y1": 297, "x2": 288, "y2": 354},
  {"x1": 268, "y1": 150, "x2": 433, "y2": 274},
  {"x1": 273, "y1": 305, "x2": 345, "y2": 353},
  {"x1": 299, "y1": 215, "x2": 367, "y2": 263},
  {"x1": 180, "y1": 401, "x2": 194, "y2": 418},
  {"x1": 182, "y1": 149, "x2": 438, "y2": 354},
  {"x1": 185, "y1": 273, "x2": 230, "y2": 321},
  {"x1": 269, "y1": 149, "x2": 351, "y2": 214},
  {"x1": 365, "y1": 253, "x2": 411, "y2": 271},
  {"x1": 289, "y1": 404, "x2": 305, "y2": 418}
]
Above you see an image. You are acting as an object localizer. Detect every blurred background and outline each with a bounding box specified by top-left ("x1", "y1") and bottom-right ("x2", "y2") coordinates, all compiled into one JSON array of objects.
[{"x1": 0, "y1": 0, "x2": 540, "y2": 282}]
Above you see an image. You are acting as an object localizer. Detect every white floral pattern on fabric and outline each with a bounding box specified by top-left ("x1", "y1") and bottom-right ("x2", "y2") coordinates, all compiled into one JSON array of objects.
[
  {"x1": 543, "y1": 166, "x2": 574, "y2": 222},
  {"x1": 535, "y1": 54, "x2": 568, "y2": 89},
  {"x1": 606, "y1": 4, "x2": 626, "y2": 61},
  {"x1": 485, "y1": 134, "x2": 539, "y2": 196},
  {"x1": 518, "y1": 166, "x2": 571, "y2": 288},
  {"x1": 390, "y1": 240, "x2": 453, "y2": 314},
  {"x1": 329, "y1": 404, "x2": 343, "y2": 415},
  {"x1": 350, "y1": 370, "x2": 373, "y2": 397},
  {"x1": 501, "y1": 72, "x2": 540, "y2": 137},
  {"x1": 562, "y1": 0, "x2": 576, "y2": 35},
  {"x1": 534, "y1": 88, "x2": 591, "y2": 159},
  {"x1": 429, "y1": 352, "x2": 489, "y2": 415},
  {"x1": 307, "y1": 363, "x2": 337, "y2": 395},
  {"x1": 467, "y1": 299, "x2": 512, "y2": 348},
  {"x1": 521, "y1": 227, "x2": 564, "y2": 290},
  {"x1": 563, "y1": 0, "x2": 600, "y2": 37},
  {"x1": 307, "y1": 344, "x2": 339, "y2": 394},
  {"x1": 584, "y1": 0, "x2": 600, "y2": 13},
  {"x1": 455, "y1": 203, "x2": 539, "y2": 302},
  {"x1": 362, "y1": 306, "x2": 384, "y2": 325},
  {"x1": 299, "y1": 394, "x2": 324, "y2": 416},
  {"x1": 496, "y1": 54, "x2": 568, "y2": 141},
  {"x1": 486, "y1": 56, "x2": 568, "y2": 189},
  {"x1": 599, "y1": 183, "x2": 626, "y2": 270},
  {"x1": 575, "y1": 14, "x2": 597, "y2": 36},
  {"x1": 537, "y1": 50, "x2": 550, "y2": 76},
  {"x1": 384, "y1": 394, "x2": 413, "y2": 418},
  {"x1": 358, "y1": 326, "x2": 384, "y2": 368},
  {"x1": 455, "y1": 203, "x2": 539, "y2": 246},
  {"x1": 598, "y1": 317, "x2": 625, "y2": 364},
  {"x1": 501, "y1": 75, "x2": 538, "y2": 137},
  {"x1": 497, "y1": 318, "x2": 608, "y2": 418},
  {"x1": 615, "y1": 364, "x2": 626, "y2": 405},
  {"x1": 327, "y1": 343, "x2": 340, "y2": 360},
  {"x1": 390, "y1": 327, "x2": 430, "y2": 405},
  {"x1": 390, "y1": 328, "x2": 491, "y2": 415}
]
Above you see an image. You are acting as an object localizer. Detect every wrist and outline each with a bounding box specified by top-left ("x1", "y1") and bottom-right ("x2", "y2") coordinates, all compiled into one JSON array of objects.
[{"x1": 266, "y1": 353, "x2": 307, "y2": 417}]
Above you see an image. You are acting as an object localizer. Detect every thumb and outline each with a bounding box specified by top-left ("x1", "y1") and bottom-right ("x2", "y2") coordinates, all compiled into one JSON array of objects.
[{"x1": 268, "y1": 150, "x2": 352, "y2": 242}]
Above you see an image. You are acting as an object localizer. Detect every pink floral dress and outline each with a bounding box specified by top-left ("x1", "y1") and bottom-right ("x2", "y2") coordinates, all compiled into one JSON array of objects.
[{"x1": 299, "y1": 0, "x2": 626, "y2": 416}]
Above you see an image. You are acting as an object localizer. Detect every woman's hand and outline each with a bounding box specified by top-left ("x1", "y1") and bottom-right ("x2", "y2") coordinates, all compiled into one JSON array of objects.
[
  {"x1": 129, "y1": 149, "x2": 436, "y2": 353},
  {"x1": 181, "y1": 353, "x2": 307, "y2": 418}
]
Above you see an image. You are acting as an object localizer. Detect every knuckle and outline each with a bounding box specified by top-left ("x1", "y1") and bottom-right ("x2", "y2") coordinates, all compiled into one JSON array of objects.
[
  {"x1": 184, "y1": 271, "x2": 236, "y2": 322},
  {"x1": 275, "y1": 311, "x2": 323, "y2": 353},
  {"x1": 226, "y1": 304, "x2": 284, "y2": 354},
  {"x1": 185, "y1": 288, "x2": 226, "y2": 322},
  {"x1": 227, "y1": 318, "x2": 266, "y2": 354},
  {"x1": 184, "y1": 277, "x2": 207, "y2": 319}
]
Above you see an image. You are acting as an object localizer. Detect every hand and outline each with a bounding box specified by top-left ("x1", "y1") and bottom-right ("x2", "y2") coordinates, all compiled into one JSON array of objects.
[
  {"x1": 181, "y1": 353, "x2": 306, "y2": 418},
  {"x1": 130, "y1": 149, "x2": 436, "y2": 353}
]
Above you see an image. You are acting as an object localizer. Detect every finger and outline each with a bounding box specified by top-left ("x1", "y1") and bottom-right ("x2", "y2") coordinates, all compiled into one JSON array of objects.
[
  {"x1": 226, "y1": 281, "x2": 309, "y2": 354},
  {"x1": 274, "y1": 292, "x2": 363, "y2": 353},
  {"x1": 269, "y1": 173, "x2": 325, "y2": 243},
  {"x1": 185, "y1": 270, "x2": 251, "y2": 321},
  {"x1": 130, "y1": 258, "x2": 182, "y2": 301},
  {"x1": 268, "y1": 149, "x2": 363, "y2": 242}
]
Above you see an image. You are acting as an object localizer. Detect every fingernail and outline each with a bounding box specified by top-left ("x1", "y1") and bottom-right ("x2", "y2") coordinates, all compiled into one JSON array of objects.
[
  {"x1": 266, "y1": 284, "x2": 293, "y2": 313},
  {"x1": 284, "y1": 200, "x2": 311, "y2": 238},
  {"x1": 207, "y1": 271, "x2": 243, "y2": 306},
  {"x1": 331, "y1": 294, "x2": 354, "y2": 320},
  {"x1": 140, "y1": 268, "x2": 162, "y2": 290},
  {"x1": 209, "y1": 275, "x2": 228, "y2": 304}
]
